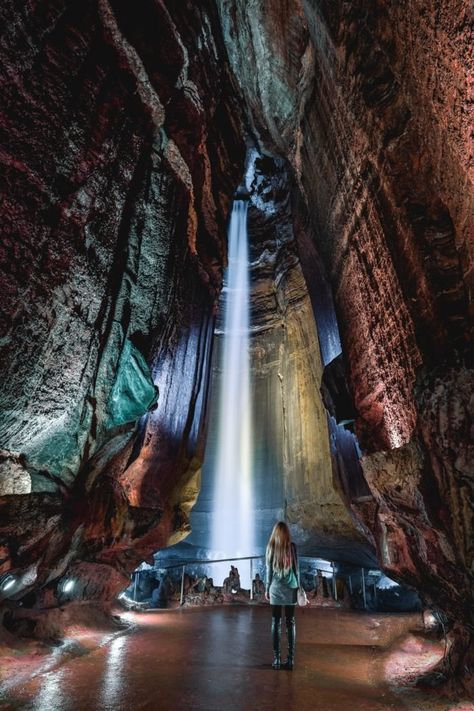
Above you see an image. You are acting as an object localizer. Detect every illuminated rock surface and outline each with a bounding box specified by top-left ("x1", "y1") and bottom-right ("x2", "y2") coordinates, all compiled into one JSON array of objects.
[
  {"x1": 0, "y1": 0, "x2": 245, "y2": 605},
  {"x1": 217, "y1": 0, "x2": 473, "y2": 687}
]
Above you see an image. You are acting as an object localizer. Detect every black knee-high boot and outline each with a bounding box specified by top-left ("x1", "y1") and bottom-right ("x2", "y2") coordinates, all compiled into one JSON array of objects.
[
  {"x1": 271, "y1": 618, "x2": 281, "y2": 669},
  {"x1": 284, "y1": 616, "x2": 295, "y2": 670}
]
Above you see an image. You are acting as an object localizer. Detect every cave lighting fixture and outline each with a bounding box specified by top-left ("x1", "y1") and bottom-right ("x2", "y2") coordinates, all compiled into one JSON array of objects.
[
  {"x1": 0, "y1": 575, "x2": 16, "y2": 592},
  {"x1": 211, "y1": 198, "x2": 254, "y2": 586},
  {"x1": 118, "y1": 591, "x2": 133, "y2": 603},
  {"x1": 376, "y1": 574, "x2": 400, "y2": 590},
  {"x1": 62, "y1": 579, "x2": 75, "y2": 594}
]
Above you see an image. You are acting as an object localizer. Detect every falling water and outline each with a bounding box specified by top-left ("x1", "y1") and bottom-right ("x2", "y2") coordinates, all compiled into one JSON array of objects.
[{"x1": 211, "y1": 200, "x2": 253, "y2": 583}]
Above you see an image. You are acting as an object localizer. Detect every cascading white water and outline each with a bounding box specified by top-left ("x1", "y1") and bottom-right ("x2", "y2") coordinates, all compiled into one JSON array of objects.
[{"x1": 211, "y1": 200, "x2": 253, "y2": 584}]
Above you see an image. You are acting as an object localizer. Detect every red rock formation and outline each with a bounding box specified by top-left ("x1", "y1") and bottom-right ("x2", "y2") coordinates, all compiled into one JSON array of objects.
[
  {"x1": 0, "y1": 0, "x2": 245, "y2": 622},
  {"x1": 219, "y1": 0, "x2": 473, "y2": 689}
]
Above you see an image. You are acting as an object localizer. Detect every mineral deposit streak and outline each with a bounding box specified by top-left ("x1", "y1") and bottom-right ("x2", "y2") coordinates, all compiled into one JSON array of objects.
[{"x1": 211, "y1": 200, "x2": 253, "y2": 583}]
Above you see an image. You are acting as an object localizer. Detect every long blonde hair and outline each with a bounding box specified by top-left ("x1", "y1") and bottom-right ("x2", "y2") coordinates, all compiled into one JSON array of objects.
[{"x1": 266, "y1": 521, "x2": 294, "y2": 575}]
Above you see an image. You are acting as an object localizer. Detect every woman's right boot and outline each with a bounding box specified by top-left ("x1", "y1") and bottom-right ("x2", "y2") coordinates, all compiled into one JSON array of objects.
[
  {"x1": 271, "y1": 618, "x2": 281, "y2": 669},
  {"x1": 283, "y1": 616, "x2": 296, "y2": 670}
]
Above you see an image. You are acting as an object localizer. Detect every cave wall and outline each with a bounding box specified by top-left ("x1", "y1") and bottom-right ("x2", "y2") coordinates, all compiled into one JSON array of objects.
[
  {"x1": 219, "y1": 0, "x2": 472, "y2": 443},
  {"x1": 246, "y1": 154, "x2": 369, "y2": 559},
  {"x1": 218, "y1": 0, "x2": 474, "y2": 669},
  {"x1": 0, "y1": 0, "x2": 245, "y2": 605}
]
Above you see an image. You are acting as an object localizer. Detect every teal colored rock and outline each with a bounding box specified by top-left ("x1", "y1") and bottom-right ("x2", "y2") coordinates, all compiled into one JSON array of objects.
[{"x1": 107, "y1": 340, "x2": 159, "y2": 427}]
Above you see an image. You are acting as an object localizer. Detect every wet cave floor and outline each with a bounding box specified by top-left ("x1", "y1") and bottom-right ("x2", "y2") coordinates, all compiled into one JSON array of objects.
[{"x1": 0, "y1": 606, "x2": 471, "y2": 710}]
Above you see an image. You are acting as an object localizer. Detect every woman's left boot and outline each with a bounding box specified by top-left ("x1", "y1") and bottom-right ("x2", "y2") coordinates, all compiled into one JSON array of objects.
[
  {"x1": 283, "y1": 616, "x2": 296, "y2": 670},
  {"x1": 271, "y1": 618, "x2": 281, "y2": 669}
]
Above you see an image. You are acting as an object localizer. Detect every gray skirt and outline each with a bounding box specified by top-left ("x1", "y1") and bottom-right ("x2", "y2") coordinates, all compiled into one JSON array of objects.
[{"x1": 269, "y1": 578, "x2": 297, "y2": 606}]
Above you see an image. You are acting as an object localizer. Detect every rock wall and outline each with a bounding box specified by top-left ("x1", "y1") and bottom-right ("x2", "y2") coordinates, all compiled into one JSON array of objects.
[
  {"x1": 246, "y1": 153, "x2": 369, "y2": 560},
  {"x1": 218, "y1": 0, "x2": 473, "y2": 685},
  {"x1": 0, "y1": 0, "x2": 245, "y2": 609}
]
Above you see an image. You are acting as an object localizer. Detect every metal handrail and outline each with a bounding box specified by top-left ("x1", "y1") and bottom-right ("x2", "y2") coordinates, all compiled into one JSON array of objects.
[
  {"x1": 149, "y1": 554, "x2": 265, "y2": 571},
  {"x1": 131, "y1": 555, "x2": 371, "y2": 609},
  {"x1": 132, "y1": 554, "x2": 268, "y2": 604},
  {"x1": 148, "y1": 553, "x2": 351, "y2": 571},
  {"x1": 146, "y1": 555, "x2": 266, "y2": 604}
]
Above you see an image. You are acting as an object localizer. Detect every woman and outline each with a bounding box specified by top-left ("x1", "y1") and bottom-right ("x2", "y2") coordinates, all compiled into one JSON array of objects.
[{"x1": 265, "y1": 521, "x2": 298, "y2": 670}]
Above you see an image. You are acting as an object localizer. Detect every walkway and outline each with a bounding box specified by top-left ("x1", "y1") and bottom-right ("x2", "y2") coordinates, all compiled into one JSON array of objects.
[{"x1": 0, "y1": 606, "x2": 464, "y2": 710}]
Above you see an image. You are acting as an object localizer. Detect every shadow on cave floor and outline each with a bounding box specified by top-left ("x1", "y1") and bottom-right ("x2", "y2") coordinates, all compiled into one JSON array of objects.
[{"x1": 0, "y1": 607, "x2": 471, "y2": 710}]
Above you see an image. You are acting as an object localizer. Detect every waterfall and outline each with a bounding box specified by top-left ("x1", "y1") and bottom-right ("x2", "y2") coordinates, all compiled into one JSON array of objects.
[{"x1": 211, "y1": 200, "x2": 253, "y2": 584}]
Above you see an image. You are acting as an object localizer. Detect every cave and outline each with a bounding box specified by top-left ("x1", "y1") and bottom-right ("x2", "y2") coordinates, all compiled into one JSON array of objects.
[{"x1": 0, "y1": 0, "x2": 472, "y2": 708}]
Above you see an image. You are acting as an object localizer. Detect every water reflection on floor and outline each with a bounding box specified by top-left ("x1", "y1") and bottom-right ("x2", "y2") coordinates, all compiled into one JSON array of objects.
[{"x1": 0, "y1": 607, "x2": 469, "y2": 710}]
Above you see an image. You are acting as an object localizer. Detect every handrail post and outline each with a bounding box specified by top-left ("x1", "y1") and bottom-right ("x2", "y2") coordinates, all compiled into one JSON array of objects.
[
  {"x1": 249, "y1": 558, "x2": 253, "y2": 600},
  {"x1": 133, "y1": 571, "x2": 138, "y2": 601},
  {"x1": 180, "y1": 565, "x2": 185, "y2": 606},
  {"x1": 331, "y1": 562, "x2": 337, "y2": 601},
  {"x1": 348, "y1": 575, "x2": 353, "y2": 595},
  {"x1": 361, "y1": 568, "x2": 367, "y2": 610}
]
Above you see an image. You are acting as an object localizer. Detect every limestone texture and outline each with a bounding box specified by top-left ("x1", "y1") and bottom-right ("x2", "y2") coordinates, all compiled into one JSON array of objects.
[
  {"x1": 0, "y1": 0, "x2": 245, "y2": 619},
  {"x1": 218, "y1": 0, "x2": 473, "y2": 688}
]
